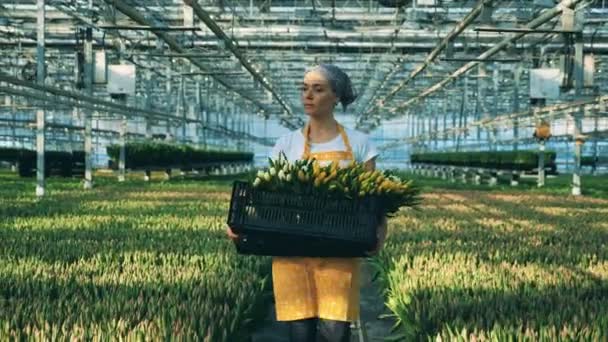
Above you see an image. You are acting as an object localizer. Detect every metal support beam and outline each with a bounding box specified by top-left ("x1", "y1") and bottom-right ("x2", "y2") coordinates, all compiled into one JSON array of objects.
[
  {"x1": 442, "y1": 101, "x2": 448, "y2": 150},
  {"x1": 179, "y1": 73, "x2": 186, "y2": 143},
  {"x1": 165, "y1": 63, "x2": 173, "y2": 141},
  {"x1": 491, "y1": 67, "x2": 499, "y2": 150},
  {"x1": 107, "y1": 0, "x2": 300, "y2": 129},
  {"x1": 592, "y1": 107, "x2": 598, "y2": 175},
  {"x1": 378, "y1": 0, "x2": 585, "y2": 122},
  {"x1": 572, "y1": 30, "x2": 584, "y2": 196},
  {"x1": 360, "y1": 0, "x2": 491, "y2": 121},
  {"x1": 451, "y1": 96, "x2": 457, "y2": 148},
  {"x1": 512, "y1": 64, "x2": 521, "y2": 151},
  {"x1": 474, "y1": 27, "x2": 578, "y2": 34},
  {"x1": 0, "y1": 82, "x2": 274, "y2": 150},
  {"x1": 114, "y1": 94, "x2": 127, "y2": 183},
  {"x1": 433, "y1": 108, "x2": 438, "y2": 151},
  {"x1": 0, "y1": 72, "x2": 196, "y2": 124},
  {"x1": 83, "y1": 26, "x2": 94, "y2": 190},
  {"x1": 197, "y1": 78, "x2": 206, "y2": 148},
  {"x1": 35, "y1": 0, "x2": 45, "y2": 197},
  {"x1": 184, "y1": 0, "x2": 296, "y2": 121},
  {"x1": 144, "y1": 72, "x2": 153, "y2": 139},
  {"x1": 98, "y1": 25, "x2": 201, "y2": 31},
  {"x1": 380, "y1": 95, "x2": 608, "y2": 151},
  {"x1": 477, "y1": 64, "x2": 486, "y2": 145},
  {"x1": 439, "y1": 58, "x2": 521, "y2": 63}
]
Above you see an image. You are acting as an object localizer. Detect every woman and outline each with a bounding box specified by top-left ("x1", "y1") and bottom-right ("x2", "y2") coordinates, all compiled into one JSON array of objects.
[{"x1": 228, "y1": 64, "x2": 387, "y2": 342}]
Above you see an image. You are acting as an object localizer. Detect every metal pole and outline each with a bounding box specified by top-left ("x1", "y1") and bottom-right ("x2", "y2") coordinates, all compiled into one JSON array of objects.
[
  {"x1": 143, "y1": 71, "x2": 152, "y2": 182},
  {"x1": 196, "y1": 77, "x2": 203, "y2": 147},
  {"x1": 433, "y1": 110, "x2": 438, "y2": 151},
  {"x1": 83, "y1": 27, "x2": 94, "y2": 189},
  {"x1": 451, "y1": 95, "x2": 457, "y2": 149},
  {"x1": 427, "y1": 115, "x2": 432, "y2": 152},
  {"x1": 179, "y1": 73, "x2": 187, "y2": 143},
  {"x1": 478, "y1": 65, "x2": 488, "y2": 149},
  {"x1": 118, "y1": 95, "x2": 127, "y2": 182},
  {"x1": 145, "y1": 71, "x2": 153, "y2": 139},
  {"x1": 538, "y1": 140, "x2": 546, "y2": 187},
  {"x1": 7, "y1": 95, "x2": 16, "y2": 150},
  {"x1": 35, "y1": 0, "x2": 46, "y2": 197},
  {"x1": 572, "y1": 30, "x2": 584, "y2": 196},
  {"x1": 463, "y1": 84, "x2": 468, "y2": 150},
  {"x1": 69, "y1": 108, "x2": 77, "y2": 153},
  {"x1": 416, "y1": 115, "x2": 421, "y2": 145},
  {"x1": 442, "y1": 101, "x2": 447, "y2": 150},
  {"x1": 491, "y1": 67, "x2": 499, "y2": 150},
  {"x1": 513, "y1": 64, "x2": 521, "y2": 151},
  {"x1": 592, "y1": 107, "x2": 598, "y2": 175}
]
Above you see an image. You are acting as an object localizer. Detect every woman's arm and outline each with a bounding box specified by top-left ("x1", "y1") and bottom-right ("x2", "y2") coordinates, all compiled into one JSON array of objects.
[{"x1": 226, "y1": 226, "x2": 239, "y2": 240}]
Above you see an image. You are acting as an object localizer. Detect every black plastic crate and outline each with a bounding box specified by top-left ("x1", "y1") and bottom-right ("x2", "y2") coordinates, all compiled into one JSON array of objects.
[{"x1": 227, "y1": 181, "x2": 382, "y2": 257}]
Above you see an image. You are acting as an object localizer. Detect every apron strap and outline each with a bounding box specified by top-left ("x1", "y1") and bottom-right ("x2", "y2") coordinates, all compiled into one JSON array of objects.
[
  {"x1": 338, "y1": 124, "x2": 353, "y2": 155},
  {"x1": 302, "y1": 122, "x2": 353, "y2": 160}
]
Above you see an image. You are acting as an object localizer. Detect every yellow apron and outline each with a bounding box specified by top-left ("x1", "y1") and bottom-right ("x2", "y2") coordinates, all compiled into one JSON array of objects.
[{"x1": 272, "y1": 123, "x2": 361, "y2": 322}]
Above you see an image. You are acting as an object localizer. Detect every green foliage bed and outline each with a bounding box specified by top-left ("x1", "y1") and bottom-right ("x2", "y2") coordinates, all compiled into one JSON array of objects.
[
  {"x1": 3, "y1": 169, "x2": 608, "y2": 340},
  {"x1": 106, "y1": 142, "x2": 253, "y2": 169},
  {"x1": 411, "y1": 151, "x2": 557, "y2": 171},
  {"x1": 373, "y1": 185, "x2": 608, "y2": 340},
  {"x1": 0, "y1": 173, "x2": 270, "y2": 340}
]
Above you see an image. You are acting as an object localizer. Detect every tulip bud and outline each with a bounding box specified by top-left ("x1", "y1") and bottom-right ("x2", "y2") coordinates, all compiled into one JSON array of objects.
[
  {"x1": 269, "y1": 167, "x2": 277, "y2": 176},
  {"x1": 278, "y1": 170, "x2": 286, "y2": 180},
  {"x1": 253, "y1": 177, "x2": 262, "y2": 187},
  {"x1": 298, "y1": 170, "x2": 306, "y2": 182}
]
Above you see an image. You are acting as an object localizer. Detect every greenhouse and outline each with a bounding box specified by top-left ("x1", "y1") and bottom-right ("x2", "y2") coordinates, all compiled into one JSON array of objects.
[{"x1": 1, "y1": 0, "x2": 608, "y2": 340}]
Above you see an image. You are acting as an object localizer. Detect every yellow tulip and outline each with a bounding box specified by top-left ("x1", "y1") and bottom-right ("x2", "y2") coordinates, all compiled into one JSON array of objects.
[{"x1": 298, "y1": 170, "x2": 306, "y2": 182}]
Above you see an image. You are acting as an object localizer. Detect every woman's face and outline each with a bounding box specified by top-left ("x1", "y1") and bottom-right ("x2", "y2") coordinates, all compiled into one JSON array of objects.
[{"x1": 301, "y1": 70, "x2": 338, "y2": 118}]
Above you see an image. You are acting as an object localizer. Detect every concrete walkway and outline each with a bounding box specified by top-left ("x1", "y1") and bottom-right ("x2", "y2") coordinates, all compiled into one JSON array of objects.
[{"x1": 250, "y1": 260, "x2": 394, "y2": 342}]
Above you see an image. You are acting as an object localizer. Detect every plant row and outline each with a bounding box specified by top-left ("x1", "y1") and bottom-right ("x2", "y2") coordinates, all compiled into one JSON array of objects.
[
  {"x1": 106, "y1": 142, "x2": 253, "y2": 169},
  {"x1": 581, "y1": 156, "x2": 608, "y2": 167},
  {"x1": 0, "y1": 148, "x2": 85, "y2": 177},
  {"x1": 411, "y1": 151, "x2": 556, "y2": 171},
  {"x1": 372, "y1": 189, "x2": 608, "y2": 340},
  {"x1": 0, "y1": 174, "x2": 271, "y2": 341}
]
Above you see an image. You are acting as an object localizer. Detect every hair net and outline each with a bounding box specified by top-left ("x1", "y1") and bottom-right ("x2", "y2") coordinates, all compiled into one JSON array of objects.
[{"x1": 307, "y1": 64, "x2": 357, "y2": 111}]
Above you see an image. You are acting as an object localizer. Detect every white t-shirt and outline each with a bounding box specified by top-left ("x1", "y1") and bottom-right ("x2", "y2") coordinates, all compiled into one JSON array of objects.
[{"x1": 270, "y1": 126, "x2": 379, "y2": 166}]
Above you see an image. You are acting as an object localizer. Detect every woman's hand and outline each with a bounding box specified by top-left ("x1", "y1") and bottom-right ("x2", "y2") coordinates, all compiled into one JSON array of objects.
[
  {"x1": 366, "y1": 216, "x2": 387, "y2": 256},
  {"x1": 226, "y1": 226, "x2": 239, "y2": 241}
]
